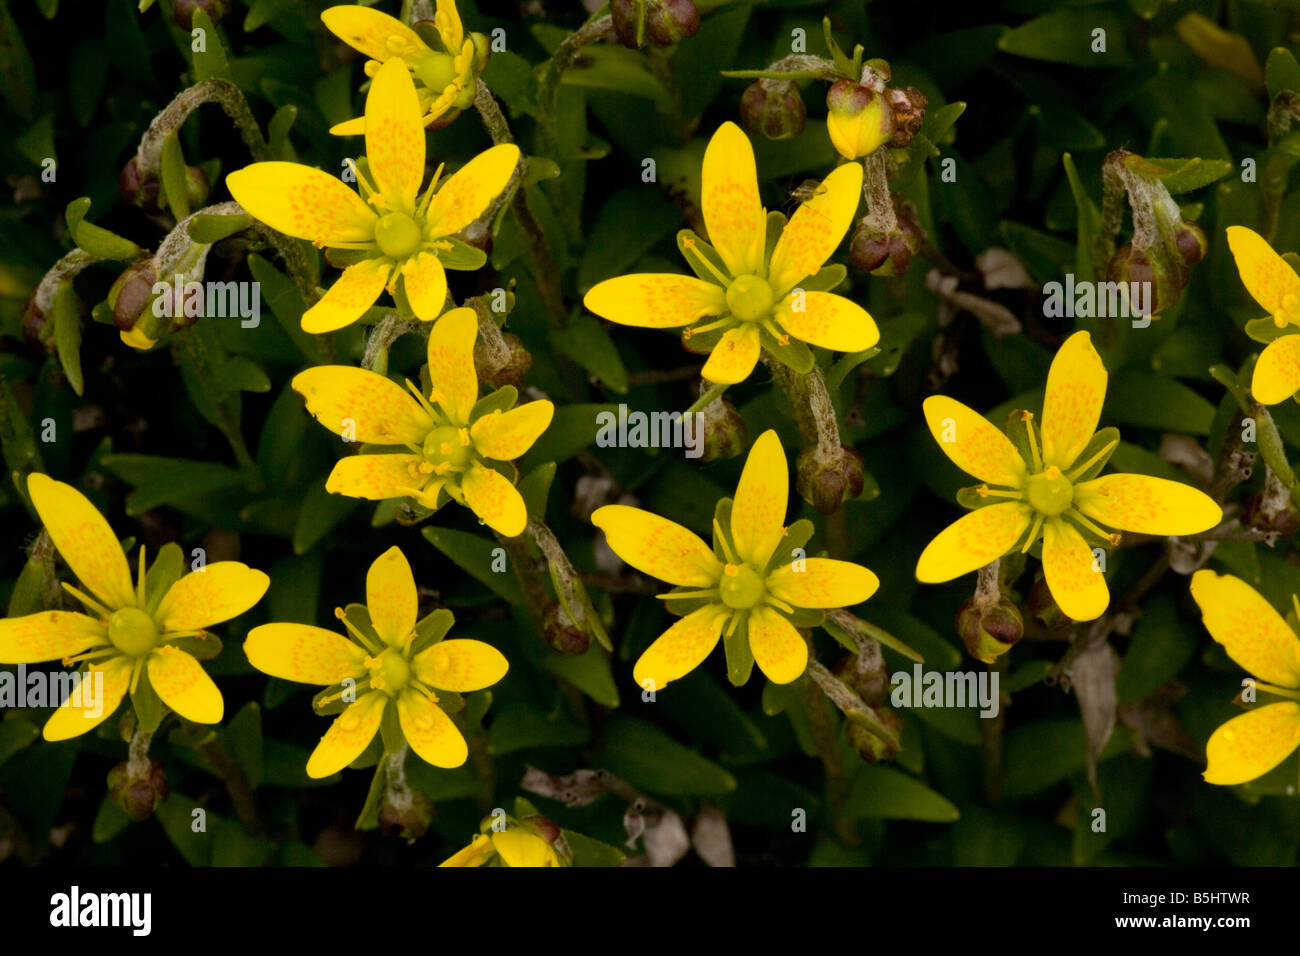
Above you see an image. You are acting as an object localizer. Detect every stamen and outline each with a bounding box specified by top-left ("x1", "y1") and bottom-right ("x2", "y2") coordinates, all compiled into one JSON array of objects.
[
  {"x1": 976, "y1": 485, "x2": 1023, "y2": 500},
  {"x1": 1020, "y1": 410, "x2": 1043, "y2": 472},
  {"x1": 683, "y1": 317, "x2": 730, "y2": 340},
  {"x1": 1069, "y1": 510, "x2": 1121, "y2": 547},
  {"x1": 764, "y1": 596, "x2": 795, "y2": 615},
  {"x1": 334, "y1": 607, "x2": 384, "y2": 654},
  {"x1": 691, "y1": 248, "x2": 733, "y2": 286},
  {"x1": 713, "y1": 519, "x2": 740, "y2": 564},
  {"x1": 405, "y1": 379, "x2": 438, "y2": 419},
  {"x1": 658, "y1": 589, "x2": 719, "y2": 601},
  {"x1": 1066, "y1": 440, "x2": 1119, "y2": 483},
  {"x1": 136, "y1": 545, "x2": 147, "y2": 608},
  {"x1": 62, "y1": 583, "x2": 113, "y2": 619},
  {"x1": 760, "y1": 319, "x2": 789, "y2": 345},
  {"x1": 723, "y1": 610, "x2": 744, "y2": 639},
  {"x1": 129, "y1": 657, "x2": 144, "y2": 695},
  {"x1": 1020, "y1": 512, "x2": 1045, "y2": 554}
]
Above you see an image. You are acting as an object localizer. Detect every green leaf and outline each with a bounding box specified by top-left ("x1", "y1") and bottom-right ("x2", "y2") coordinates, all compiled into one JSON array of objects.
[
  {"x1": 565, "y1": 829, "x2": 627, "y2": 867},
  {"x1": 293, "y1": 479, "x2": 357, "y2": 554},
  {"x1": 1266, "y1": 47, "x2": 1300, "y2": 100},
  {"x1": 998, "y1": 8, "x2": 1132, "y2": 68},
  {"x1": 486, "y1": 702, "x2": 588, "y2": 755},
  {"x1": 521, "y1": 403, "x2": 621, "y2": 467},
  {"x1": 1104, "y1": 369, "x2": 1215, "y2": 435},
  {"x1": 846, "y1": 764, "x2": 960, "y2": 822},
  {"x1": 188, "y1": 212, "x2": 253, "y2": 244},
  {"x1": 99, "y1": 455, "x2": 248, "y2": 514},
  {"x1": 592, "y1": 715, "x2": 736, "y2": 797},
  {"x1": 65, "y1": 197, "x2": 141, "y2": 260},
  {"x1": 550, "y1": 315, "x2": 629, "y2": 393},
  {"x1": 191, "y1": 7, "x2": 232, "y2": 82},
  {"x1": 543, "y1": 642, "x2": 620, "y2": 708},
  {"x1": 51, "y1": 281, "x2": 83, "y2": 396},
  {"x1": 0, "y1": 718, "x2": 38, "y2": 768},
  {"x1": 423, "y1": 526, "x2": 525, "y2": 604},
  {"x1": 160, "y1": 131, "x2": 191, "y2": 221},
  {"x1": 1122, "y1": 155, "x2": 1234, "y2": 193}
]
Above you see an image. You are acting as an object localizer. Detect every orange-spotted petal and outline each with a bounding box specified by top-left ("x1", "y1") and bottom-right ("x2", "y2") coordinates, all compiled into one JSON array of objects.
[
  {"x1": 427, "y1": 144, "x2": 520, "y2": 238},
  {"x1": 701, "y1": 323, "x2": 761, "y2": 385},
  {"x1": 366, "y1": 58, "x2": 426, "y2": 210},
  {"x1": 591, "y1": 504, "x2": 721, "y2": 588},
  {"x1": 426, "y1": 306, "x2": 479, "y2": 424},
  {"x1": 775, "y1": 290, "x2": 878, "y2": 352},
  {"x1": 1189, "y1": 570, "x2": 1300, "y2": 688},
  {"x1": 401, "y1": 251, "x2": 448, "y2": 321},
  {"x1": 147, "y1": 645, "x2": 223, "y2": 724},
  {"x1": 244, "y1": 623, "x2": 367, "y2": 685},
  {"x1": 730, "y1": 429, "x2": 789, "y2": 568},
  {"x1": 1204, "y1": 702, "x2": 1300, "y2": 785},
  {"x1": 470, "y1": 402, "x2": 553, "y2": 461},
  {"x1": 226, "y1": 162, "x2": 376, "y2": 244},
  {"x1": 748, "y1": 604, "x2": 808, "y2": 684},
  {"x1": 1073, "y1": 473, "x2": 1221, "y2": 536},
  {"x1": 767, "y1": 161, "x2": 862, "y2": 294},
  {"x1": 27, "y1": 473, "x2": 134, "y2": 610},
  {"x1": 922, "y1": 396, "x2": 1026, "y2": 488},
  {"x1": 583, "y1": 274, "x2": 726, "y2": 329},
  {"x1": 916, "y1": 501, "x2": 1032, "y2": 583},
  {"x1": 631, "y1": 604, "x2": 728, "y2": 692},
  {"x1": 398, "y1": 688, "x2": 468, "y2": 768},
  {"x1": 462, "y1": 463, "x2": 527, "y2": 537},
  {"x1": 154, "y1": 562, "x2": 269, "y2": 632},
  {"x1": 326, "y1": 453, "x2": 426, "y2": 500},
  {"x1": 301, "y1": 257, "x2": 391, "y2": 334},
  {"x1": 701, "y1": 122, "x2": 766, "y2": 277},
  {"x1": 366, "y1": 546, "x2": 418, "y2": 645},
  {"x1": 1041, "y1": 330, "x2": 1107, "y2": 470},
  {"x1": 1041, "y1": 517, "x2": 1109, "y2": 621},
  {"x1": 292, "y1": 365, "x2": 433, "y2": 445},
  {"x1": 413, "y1": 638, "x2": 508, "y2": 692},
  {"x1": 320, "y1": 5, "x2": 428, "y2": 62},
  {"x1": 1251, "y1": 334, "x2": 1300, "y2": 406},
  {"x1": 306, "y1": 690, "x2": 387, "y2": 778},
  {"x1": 1226, "y1": 225, "x2": 1300, "y2": 322},
  {"x1": 765, "y1": 558, "x2": 878, "y2": 610},
  {"x1": 0, "y1": 611, "x2": 105, "y2": 665},
  {"x1": 42, "y1": 656, "x2": 132, "y2": 742}
]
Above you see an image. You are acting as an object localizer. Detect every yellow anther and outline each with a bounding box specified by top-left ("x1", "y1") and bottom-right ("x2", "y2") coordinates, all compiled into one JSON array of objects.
[
  {"x1": 723, "y1": 564, "x2": 740, "y2": 577},
  {"x1": 976, "y1": 485, "x2": 990, "y2": 498},
  {"x1": 458, "y1": 428, "x2": 471, "y2": 446},
  {"x1": 1108, "y1": 533, "x2": 1122, "y2": 547},
  {"x1": 1019, "y1": 410, "x2": 1034, "y2": 422},
  {"x1": 1044, "y1": 465, "x2": 1061, "y2": 479},
  {"x1": 440, "y1": 442, "x2": 453, "y2": 455},
  {"x1": 419, "y1": 462, "x2": 434, "y2": 474}
]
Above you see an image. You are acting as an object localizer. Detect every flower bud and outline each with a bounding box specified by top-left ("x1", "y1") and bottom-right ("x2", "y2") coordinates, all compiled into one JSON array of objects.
[
  {"x1": 850, "y1": 212, "x2": 924, "y2": 277},
  {"x1": 108, "y1": 260, "x2": 161, "y2": 332},
  {"x1": 847, "y1": 709, "x2": 903, "y2": 763},
  {"x1": 885, "y1": 86, "x2": 928, "y2": 148},
  {"x1": 1173, "y1": 219, "x2": 1207, "y2": 268},
  {"x1": 107, "y1": 758, "x2": 169, "y2": 823},
  {"x1": 21, "y1": 296, "x2": 52, "y2": 351},
  {"x1": 378, "y1": 788, "x2": 435, "y2": 841},
  {"x1": 826, "y1": 80, "x2": 895, "y2": 160},
  {"x1": 1106, "y1": 242, "x2": 1185, "y2": 318},
  {"x1": 693, "y1": 395, "x2": 747, "y2": 461},
  {"x1": 1026, "y1": 575, "x2": 1071, "y2": 632},
  {"x1": 172, "y1": 0, "x2": 231, "y2": 28},
  {"x1": 611, "y1": 0, "x2": 700, "y2": 49},
  {"x1": 476, "y1": 331, "x2": 532, "y2": 391},
  {"x1": 739, "y1": 80, "x2": 806, "y2": 141},
  {"x1": 832, "y1": 653, "x2": 890, "y2": 708},
  {"x1": 796, "y1": 444, "x2": 865, "y2": 515},
  {"x1": 956, "y1": 597, "x2": 1023, "y2": 664},
  {"x1": 543, "y1": 601, "x2": 590, "y2": 656},
  {"x1": 119, "y1": 156, "x2": 163, "y2": 213}
]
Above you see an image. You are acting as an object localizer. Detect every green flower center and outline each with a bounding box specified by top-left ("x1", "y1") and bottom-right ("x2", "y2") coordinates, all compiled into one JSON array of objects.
[
  {"x1": 107, "y1": 607, "x2": 158, "y2": 657},
  {"x1": 726, "y1": 274, "x2": 775, "y2": 322},
  {"x1": 374, "y1": 212, "x2": 424, "y2": 260},
  {"x1": 369, "y1": 649, "x2": 411, "y2": 695},
  {"x1": 1025, "y1": 466, "x2": 1074, "y2": 516},
  {"x1": 422, "y1": 424, "x2": 474, "y2": 473},
  {"x1": 718, "y1": 563, "x2": 765, "y2": 609},
  {"x1": 413, "y1": 52, "x2": 458, "y2": 93}
]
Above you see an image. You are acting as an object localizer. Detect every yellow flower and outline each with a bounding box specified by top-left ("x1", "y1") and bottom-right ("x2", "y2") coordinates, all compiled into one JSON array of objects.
[
  {"x1": 440, "y1": 823, "x2": 563, "y2": 867},
  {"x1": 292, "y1": 307, "x2": 553, "y2": 537},
  {"x1": 244, "y1": 546, "x2": 508, "y2": 778},
  {"x1": 1189, "y1": 570, "x2": 1300, "y2": 785},
  {"x1": 226, "y1": 57, "x2": 517, "y2": 333},
  {"x1": 825, "y1": 79, "x2": 894, "y2": 160},
  {"x1": 1226, "y1": 225, "x2": 1300, "y2": 405},
  {"x1": 582, "y1": 122, "x2": 878, "y2": 385},
  {"x1": 0, "y1": 474, "x2": 269, "y2": 740},
  {"x1": 592, "y1": 429, "x2": 878, "y2": 690},
  {"x1": 321, "y1": 1, "x2": 483, "y2": 134},
  {"x1": 916, "y1": 331, "x2": 1222, "y2": 622}
]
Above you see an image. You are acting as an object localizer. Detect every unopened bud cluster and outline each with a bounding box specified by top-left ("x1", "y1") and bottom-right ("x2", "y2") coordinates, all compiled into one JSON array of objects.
[
  {"x1": 956, "y1": 596, "x2": 1023, "y2": 664},
  {"x1": 611, "y1": 0, "x2": 700, "y2": 49}
]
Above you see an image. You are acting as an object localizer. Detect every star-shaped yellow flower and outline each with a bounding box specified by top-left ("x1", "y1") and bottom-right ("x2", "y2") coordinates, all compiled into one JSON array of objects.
[
  {"x1": 226, "y1": 57, "x2": 517, "y2": 333},
  {"x1": 0, "y1": 474, "x2": 269, "y2": 740},
  {"x1": 916, "y1": 331, "x2": 1222, "y2": 622},
  {"x1": 292, "y1": 307, "x2": 553, "y2": 538},
  {"x1": 244, "y1": 546, "x2": 508, "y2": 778},
  {"x1": 440, "y1": 822, "x2": 563, "y2": 867},
  {"x1": 322, "y1": 1, "x2": 483, "y2": 134},
  {"x1": 583, "y1": 122, "x2": 878, "y2": 385},
  {"x1": 1189, "y1": 570, "x2": 1300, "y2": 785},
  {"x1": 1226, "y1": 225, "x2": 1300, "y2": 405},
  {"x1": 592, "y1": 429, "x2": 878, "y2": 690}
]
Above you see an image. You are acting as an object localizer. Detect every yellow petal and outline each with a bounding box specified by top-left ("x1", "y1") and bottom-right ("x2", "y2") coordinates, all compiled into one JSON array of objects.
[
  {"x1": 414, "y1": 638, "x2": 508, "y2": 692},
  {"x1": 1041, "y1": 518, "x2": 1109, "y2": 621},
  {"x1": 147, "y1": 645, "x2": 223, "y2": 724},
  {"x1": 326, "y1": 453, "x2": 425, "y2": 500},
  {"x1": 701, "y1": 323, "x2": 761, "y2": 385},
  {"x1": 491, "y1": 829, "x2": 558, "y2": 867},
  {"x1": 365, "y1": 58, "x2": 426, "y2": 210},
  {"x1": 1073, "y1": 473, "x2": 1221, "y2": 536},
  {"x1": 1204, "y1": 702, "x2": 1300, "y2": 785},
  {"x1": 922, "y1": 396, "x2": 1026, "y2": 487},
  {"x1": 400, "y1": 251, "x2": 448, "y2": 321},
  {"x1": 775, "y1": 290, "x2": 878, "y2": 352},
  {"x1": 0, "y1": 611, "x2": 105, "y2": 664},
  {"x1": 306, "y1": 691, "x2": 387, "y2": 778},
  {"x1": 301, "y1": 257, "x2": 391, "y2": 334},
  {"x1": 365, "y1": 546, "x2": 418, "y2": 644},
  {"x1": 434, "y1": 0, "x2": 464, "y2": 50},
  {"x1": 120, "y1": 327, "x2": 157, "y2": 350},
  {"x1": 329, "y1": 116, "x2": 367, "y2": 137},
  {"x1": 226, "y1": 162, "x2": 376, "y2": 243},
  {"x1": 320, "y1": 5, "x2": 428, "y2": 61},
  {"x1": 1041, "y1": 330, "x2": 1107, "y2": 469},
  {"x1": 748, "y1": 605, "x2": 808, "y2": 684},
  {"x1": 583, "y1": 274, "x2": 726, "y2": 329},
  {"x1": 27, "y1": 473, "x2": 134, "y2": 609},
  {"x1": 42, "y1": 656, "x2": 132, "y2": 742},
  {"x1": 439, "y1": 833, "x2": 495, "y2": 867},
  {"x1": 428, "y1": 144, "x2": 521, "y2": 238},
  {"x1": 426, "y1": 306, "x2": 479, "y2": 424},
  {"x1": 701, "y1": 121, "x2": 766, "y2": 277},
  {"x1": 591, "y1": 504, "x2": 723, "y2": 588},
  {"x1": 1189, "y1": 570, "x2": 1300, "y2": 688},
  {"x1": 462, "y1": 463, "x2": 527, "y2": 537},
  {"x1": 1250, "y1": 334, "x2": 1300, "y2": 405},
  {"x1": 765, "y1": 558, "x2": 879, "y2": 610},
  {"x1": 1226, "y1": 225, "x2": 1300, "y2": 321},
  {"x1": 397, "y1": 688, "x2": 468, "y2": 768},
  {"x1": 916, "y1": 501, "x2": 1031, "y2": 583},
  {"x1": 470, "y1": 402, "x2": 554, "y2": 461},
  {"x1": 154, "y1": 562, "x2": 270, "y2": 632},
  {"x1": 292, "y1": 365, "x2": 433, "y2": 445},
  {"x1": 767, "y1": 162, "x2": 863, "y2": 294},
  {"x1": 244, "y1": 623, "x2": 367, "y2": 685},
  {"x1": 730, "y1": 429, "x2": 789, "y2": 567},
  {"x1": 632, "y1": 605, "x2": 728, "y2": 692}
]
